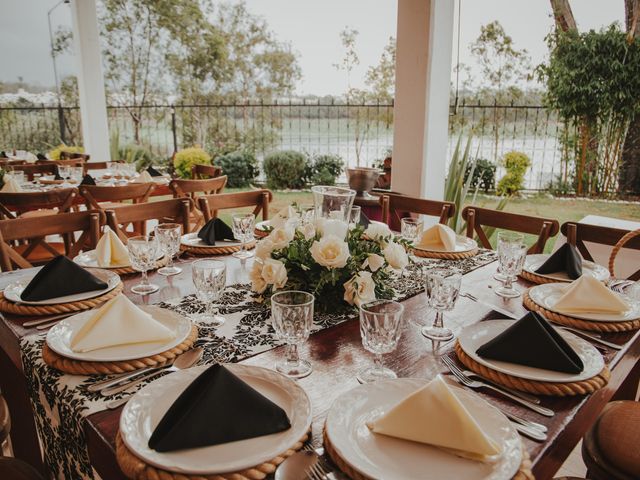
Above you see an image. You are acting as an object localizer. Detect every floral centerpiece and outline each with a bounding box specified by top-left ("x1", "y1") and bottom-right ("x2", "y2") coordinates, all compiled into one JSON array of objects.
[{"x1": 251, "y1": 187, "x2": 410, "y2": 310}]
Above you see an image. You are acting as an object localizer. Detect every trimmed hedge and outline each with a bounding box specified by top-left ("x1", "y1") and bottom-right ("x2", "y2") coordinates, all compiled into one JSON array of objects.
[
  {"x1": 263, "y1": 150, "x2": 309, "y2": 190},
  {"x1": 215, "y1": 151, "x2": 258, "y2": 188}
]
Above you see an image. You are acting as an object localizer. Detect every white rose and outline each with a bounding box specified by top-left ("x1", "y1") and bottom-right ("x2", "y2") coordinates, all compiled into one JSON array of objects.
[
  {"x1": 261, "y1": 258, "x2": 288, "y2": 289},
  {"x1": 383, "y1": 241, "x2": 409, "y2": 270},
  {"x1": 364, "y1": 221, "x2": 392, "y2": 241},
  {"x1": 297, "y1": 222, "x2": 316, "y2": 240},
  {"x1": 255, "y1": 238, "x2": 275, "y2": 260},
  {"x1": 250, "y1": 260, "x2": 267, "y2": 293},
  {"x1": 309, "y1": 234, "x2": 350, "y2": 269},
  {"x1": 267, "y1": 226, "x2": 294, "y2": 250},
  {"x1": 343, "y1": 271, "x2": 376, "y2": 307},
  {"x1": 362, "y1": 253, "x2": 385, "y2": 272}
]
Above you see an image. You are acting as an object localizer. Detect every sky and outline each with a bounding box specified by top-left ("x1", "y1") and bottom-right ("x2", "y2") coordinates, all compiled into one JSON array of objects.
[{"x1": 0, "y1": 0, "x2": 626, "y2": 96}]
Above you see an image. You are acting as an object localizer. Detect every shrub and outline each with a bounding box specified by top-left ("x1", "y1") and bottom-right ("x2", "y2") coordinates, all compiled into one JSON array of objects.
[
  {"x1": 263, "y1": 150, "x2": 309, "y2": 190},
  {"x1": 119, "y1": 144, "x2": 156, "y2": 172},
  {"x1": 215, "y1": 151, "x2": 258, "y2": 188},
  {"x1": 48, "y1": 144, "x2": 84, "y2": 161},
  {"x1": 306, "y1": 154, "x2": 344, "y2": 186},
  {"x1": 464, "y1": 158, "x2": 496, "y2": 192},
  {"x1": 496, "y1": 151, "x2": 531, "y2": 195},
  {"x1": 173, "y1": 147, "x2": 211, "y2": 179}
]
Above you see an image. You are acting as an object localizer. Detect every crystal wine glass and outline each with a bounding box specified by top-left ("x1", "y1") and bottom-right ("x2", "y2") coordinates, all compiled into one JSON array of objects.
[
  {"x1": 348, "y1": 205, "x2": 361, "y2": 228},
  {"x1": 155, "y1": 223, "x2": 182, "y2": 276},
  {"x1": 127, "y1": 235, "x2": 160, "y2": 295},
  {"x1": 422, "y1": 269, "x2": 461, "y2": 341},
  {"x1": 357, "y1": 300, "x2": 404, "y2": 384},
  {"x1": 495, "y1": 243, "x2": 527, "y2": 298},
  {"x1": 232, "y1": 213, "x2": 255, "y2": 259},
  {"x1": 401, "y1": 217, "x2": 422, "y2": 243},
  {"x1": 191, "y1": 259, "x2": 226, "y2": 326},
  {"x1": 271, "y1": 290, "x2": 314, "y2": 378},
  {"x1": 494, "y1": 231, "x2": 524, "y2": 282}
]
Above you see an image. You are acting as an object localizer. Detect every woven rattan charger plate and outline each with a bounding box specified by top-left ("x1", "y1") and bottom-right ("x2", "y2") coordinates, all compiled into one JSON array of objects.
[
  {"x1": 102, "y1": 256, "x2": 170, "y2": 276},
  {"x1": 322, "y1": 428, "x2": 534, "y2": 480},
  {"x1": 519, "y1": 270, "x2": 564, "y2": 285},
  {"x1": 523, "y1": 291, "x2": 640, "y2": 333},
  {"x1": 0, "y1": 282, "x2": 124, "y2": 316},
  {"x1": 115, "y1": 429, "x2": 310, "y2": 480},
  {"x1": 181, "y1": 240, "x2": 256, "y2": 256},
  {"x1": 412, "y1": 247, "x2": 479, "y2": 260},
  {"x1": 42, "y1": 324, "x2": 198, "y2": 375},
  {"x1": 454, "y1": 341, "x2": 610, "y2": 397}
]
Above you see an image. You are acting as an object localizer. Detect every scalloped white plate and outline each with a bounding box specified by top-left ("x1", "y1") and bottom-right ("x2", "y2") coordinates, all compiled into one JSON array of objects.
[
  {"x1": 413, "y1": 235, "x2": 478, "y2": 253},
  {"x1": 180, "y1": 232, "x2": 242, "y2": 248}
]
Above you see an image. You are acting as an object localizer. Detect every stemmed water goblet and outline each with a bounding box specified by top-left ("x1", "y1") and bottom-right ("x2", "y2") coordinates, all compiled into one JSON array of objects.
[
  {"x1": 127, "y1": 235, "x2": 160, "y2": 295},
  {"x1": 495, "y1": 243, "x2": 528, "y2": 298},
  {"x1": 232, "y1": 213, "x2": 255, "y2": 259},
  {"x1": 191, "y1": 259, "x2": 226, "y2": 326},
  {"x1": 155, "y1": 223, "x2": 182, "y2": 276},
  {"x1": 494, "y1": 231, "x2": 524, "y2": 282},
  {"x1": 401, "y1": 217, "x2": 422, "y2": 243},
  {"x1": 422, "y1": 269, "x2": 461, "y2": 342},
  {"x1": 357, "y1": 300, "x2": 404, "y2": 384},
  {"x1": 271, "y1": 290, "x2": 314, "y2": 379}
]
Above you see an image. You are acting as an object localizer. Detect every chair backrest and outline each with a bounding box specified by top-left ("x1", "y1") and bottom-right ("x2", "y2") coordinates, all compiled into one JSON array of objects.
[
  {"x1": 462, "y1": 206, "x2": 560, "y2": 254},
  {"x1": 36, "y1": 158, "x2": 85, "y2": 168},
  {"x1": 562, "y1": 222, "x2": 640, "y2": 280},
  {"x1": 0, "y1": 188, "x2": 79, "y2": 219},
  {"x1": 191, "y1": 164, "x2": 223, "y2": 179},
  {"x1": 169, "y1": 175, "x2": 228, "y2": 200},
  {"x1": 105, "y1": 198, "x2": 192, "y2": 241},
  {"x1": 197, "y1": 190, "x2": 273, "y2": 223},
  {"x1": 83, "y1": 160, "x2": 123, "y2": 173},
  {"x1": 59, "y1": 151, "x2": 90, "y2": 161},
  {"x1": 0, "y1": 159, "x2": 26, "y2": 168},
  {"x1": 380, "y1": 193, "x2": 456, "y2": 231},
  {"x1": 79, "y1": 183, "x2": 155, "y2": 210},
  {"x1": 0, "y1": 210, "x2": 101, "y2": 271},
  {"x1": 6, "y1": 163, "x2": 57, "y2": 181}
]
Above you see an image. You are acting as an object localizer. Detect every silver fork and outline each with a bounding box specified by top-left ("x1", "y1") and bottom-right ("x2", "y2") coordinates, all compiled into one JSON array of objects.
[
  {"x1": 441, "y1": 356, "x2": 554, "y2": 417},
  {"x1": 460, "y1": 369, "x2": 541, "y2": 404}
]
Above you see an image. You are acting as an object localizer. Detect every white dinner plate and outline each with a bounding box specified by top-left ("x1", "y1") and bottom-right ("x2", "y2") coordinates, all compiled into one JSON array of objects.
[
  {"x1": 255, "y1": 220, "x2": 271, "y2": 233},
  {"x1": 4, "y1": 268, "x2": 120, "y2": 306},
  {"x1": 457, "y1": 319, "x2": 604, "y2": 383},
  {"x1": 325, "y1": 378, "x2": 521, "y2": 480},
  {"x1": 523, "y1": 254, "x2": 610, "y2": 283},
  {"x1": 528, "y1": 283, "x2": 640, "y2": 322},
  {"x1": 120, "y1": 364, "x2": 312, "y2": 475},
  {"x1": 73, "y1": 249, "x2": 131, "y2": 269},
  {"x1": 180, "y1": 232, "x2": 242, "y2": 248},
  {"x1": 413, "y1": 235, "x2": 478, "y2": 253},
  {"x1": 45, "y1": 306, "x2": 192, "y2": 362}
]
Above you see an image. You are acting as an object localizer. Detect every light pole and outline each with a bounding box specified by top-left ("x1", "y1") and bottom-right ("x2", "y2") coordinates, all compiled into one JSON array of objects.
[{"x1": 47, "y1": 0, "x2": 70, "y2": 143}]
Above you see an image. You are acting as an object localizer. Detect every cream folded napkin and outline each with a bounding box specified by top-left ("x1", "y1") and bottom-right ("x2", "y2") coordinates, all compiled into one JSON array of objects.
[
  {"x1": 70, "y1": 295, "x2": 175, "y2": 353},
  {"x1": 416, "y1": 224, "x2": 457, "y2": 251},
  {"x1": 95, "y1": 226, "x2": 130, "y2": 267},
  {"x1": 1, "y1": 178, "x2": 23, "y2": 193},
  {"x1": 552, "y1": 275, "x2": 629, "y2": 315},
  {"x1": 367, "y1": 375, "x2": 500, "y2": 460},
  {"x1": 135, "y1": 170, "x2": 153, "y2": 183},
  {"x1": 270, "y1": 205, "x2": 298, "y2": 229}
]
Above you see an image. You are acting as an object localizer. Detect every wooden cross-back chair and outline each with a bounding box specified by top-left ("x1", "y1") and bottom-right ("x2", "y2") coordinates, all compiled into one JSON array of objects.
[
  {"x1": 105, "y1": 198, "x2": 191, "y2": 241},
  {"x1": 6, "y1": 163, "x2": 58, "y2": 181},
  {"x1": 0, "y1": 159, "x2": 26, "y2": 169},
  {"x1": 59, "y1": 151, "x2": 90, "y2": 161},
  {"x1": 0, "y1": 210, "x2": 102, "y2": 271},
  {"x1": 198, "y1": 190, "x2": 273, "y2": 223},
  {"x1": 462, "y1": 206, "x2": 560, "y2": 254},
  {"x1": 169, "y1": 175, "x2": 228, "y2": 229},
  {"x1": 84, "y1": 160, "x2": 124, "y2": 174},
  {"x1": 562, "y1": 222, "x2": 640, "y2": 280},
  {"x1": 191, "y1": 164, "x2": 223, "y2": 179},
  {"x1": 36, "y1": 159, "x2": 85, "y2": 169},
  {"x1": 0, "y1": 188, "x2": 79, "y2": 220},
  {"x1": 380, "y1": 193, "x2": 456, "y2": 231},
  {"x1": 79, "y1": 183, "x2": 155, "y2": 211}
]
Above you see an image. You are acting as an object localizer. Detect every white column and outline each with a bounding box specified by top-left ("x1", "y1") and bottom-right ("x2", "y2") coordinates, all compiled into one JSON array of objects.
[
  {"x1": 70, "y1": 0, "x2": 110, "y2": 161},
  {"x1": 391, "y1": 0, "x2": 455, "y2": 200}
]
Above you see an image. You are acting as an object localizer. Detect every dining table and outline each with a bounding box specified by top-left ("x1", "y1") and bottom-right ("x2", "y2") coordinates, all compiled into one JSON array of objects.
[{"x1": 0, "y1": 248, "x2": 639, "y2": 480}]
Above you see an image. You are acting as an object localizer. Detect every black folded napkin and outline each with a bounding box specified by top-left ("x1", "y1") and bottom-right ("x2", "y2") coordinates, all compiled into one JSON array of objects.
[
  {"x1": 36, "y1": 153, "x2": 47, "y2": 161},
  {"x1": 148, "y1": 364, "x2": 291, "y2": 452},
  {"x1": 476, "y1": 312, "x2": 584, "y2": 374},
  {"x1": 0, "y1": 151, "x2": 7, "y2": 158},
  {"x1": 20, "y1": 256, "x2": 108, "y2": 302},
  {"x1": 80, "y1": 174, "x2": 96, "y2": 186},
  {"x1": 146, "y1": 165, "x2": 163, "y2": 177},
  {"x1": 359, "y1": 212, "x2": 371, "y2": 228},
  {"x1": 54, "y1": 172, "x2": 63, "y2": 181},
  {"x1": 535, "y1": 243, "x2": 582, "y2": 279},
  {"x1": 198, "y1": 218, "x2": 235, "y2": 245}
]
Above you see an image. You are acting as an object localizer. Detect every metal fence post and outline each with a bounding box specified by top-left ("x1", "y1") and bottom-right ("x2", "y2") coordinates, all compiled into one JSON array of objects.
[
  {"x1": 171, "y1": 105, "x2": 177, "y2": 154},
  {"x1": 57, "y1": 103, "x2": 66, "y2": 144}
]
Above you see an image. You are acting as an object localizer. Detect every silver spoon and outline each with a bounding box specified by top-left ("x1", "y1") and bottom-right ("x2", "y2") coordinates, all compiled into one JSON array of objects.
[{"x1": 103, "y1": 347, "x2": 203, "y2": 400}]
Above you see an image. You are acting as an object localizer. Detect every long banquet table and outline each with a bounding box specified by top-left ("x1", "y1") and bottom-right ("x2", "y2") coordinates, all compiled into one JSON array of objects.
[{"x1": 1, "y1": 252, "x2": 639, "y2": 479}]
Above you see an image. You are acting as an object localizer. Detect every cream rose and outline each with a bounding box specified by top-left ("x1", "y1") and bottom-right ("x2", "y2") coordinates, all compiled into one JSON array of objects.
[
  {"x1": 250, "y1": 260, "x2": 267, "y2": 293},
  {"x1": 260, "y1": 258, "x2": 288, "y2": 289},
  {"x1": 255, "y1": 238, "x2": 275, "y2": 260},
  {"x1": 297, "y1": 222, "x2": 316, "y2": 240},
  {"x1": 362, "y1": 253, "x2": 385, "y2": 272},
  {"x1": 364, "y1": 221, "x2": 392, "y2": 241},
  {"x1": 267, "y1": 226, "x2": 294, "y2": 250},
  {"x1": 383, "y1": 241, "x2": 409, "y2": 270},
  {"x1": 309, "y1": 235, "x2": 350, "y2": 269},
  {"x1": 343, "y1": 271, "x2": 376, "y2": 307}
]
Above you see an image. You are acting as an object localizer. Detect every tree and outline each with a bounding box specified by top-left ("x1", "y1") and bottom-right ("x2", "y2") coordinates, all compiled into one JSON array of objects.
[{"x1": 470, "y1": 21, "x2": 533, "y2": 161}]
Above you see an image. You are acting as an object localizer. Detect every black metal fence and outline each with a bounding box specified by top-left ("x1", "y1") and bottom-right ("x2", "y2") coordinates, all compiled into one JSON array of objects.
[{"x1": 0, "y1": 99, "x2": 565, "y2": 190}]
